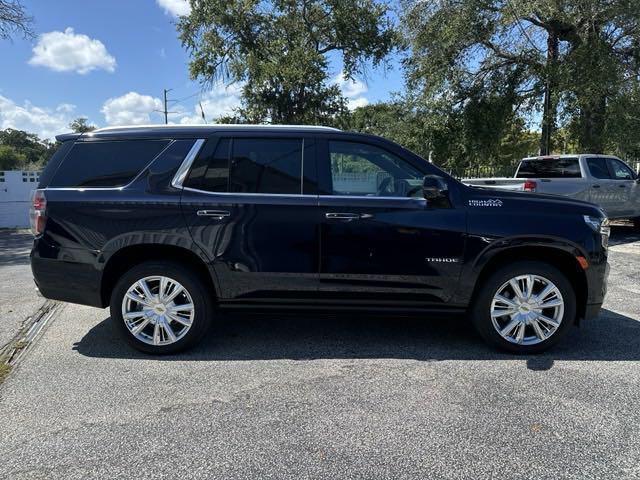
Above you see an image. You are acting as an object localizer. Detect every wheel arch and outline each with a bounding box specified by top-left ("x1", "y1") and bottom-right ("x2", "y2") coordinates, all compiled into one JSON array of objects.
[
  {"x1": 99, "y1": 244, "x2": 218, "y2": 307},
  {"x1": 469, "y1": 245, "x2": 588, "y2": 322}
]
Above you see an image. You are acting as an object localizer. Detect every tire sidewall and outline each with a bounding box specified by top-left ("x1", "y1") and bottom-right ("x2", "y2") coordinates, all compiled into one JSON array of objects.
[
  {"x1": 471, "y1": 261, "x2": 576, "y2": 354},
  {"x1": 110, "y1": 261, "x2": 212, "y2": 355}
]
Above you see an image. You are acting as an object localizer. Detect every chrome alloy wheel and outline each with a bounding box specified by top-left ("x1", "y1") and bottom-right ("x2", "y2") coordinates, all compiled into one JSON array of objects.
[
  {"x1": 490, "y1": 274, "x2": 564, "y2": 346},
  {"x1": 121, "y1": 276, "x2": 194, "y2": 346}
]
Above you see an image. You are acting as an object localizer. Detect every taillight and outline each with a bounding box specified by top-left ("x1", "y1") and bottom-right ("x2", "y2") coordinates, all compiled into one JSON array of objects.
[
  {"x1": 29, "y1": 189, "x2": 47, "y2": 236},
  {"x1": 523, "y1": 180, "x2": 537, "y2": 192}
]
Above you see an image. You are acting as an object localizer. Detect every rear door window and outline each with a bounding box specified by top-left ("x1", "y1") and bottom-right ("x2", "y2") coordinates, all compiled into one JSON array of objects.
[
  {"x1": 586, "y1": 157, "x2": 611, "y2": 179},
  {"x1": 49, "y1": 139, "x2": 170, "y2": 187},
  {"x1": 185, "y1": 137, "x2": 314, "y2": 195},
  {"x1": 230, "y1": 138, "x2": 303, "y2": 194},
  {"x1": 517, "y1": 158, "x2": 581, "y2": 178}
]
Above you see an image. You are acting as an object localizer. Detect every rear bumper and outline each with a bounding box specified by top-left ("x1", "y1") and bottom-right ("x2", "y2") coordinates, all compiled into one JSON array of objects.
[{"x1": 31, "y1": 239, "x2": 104, "y2": 308}]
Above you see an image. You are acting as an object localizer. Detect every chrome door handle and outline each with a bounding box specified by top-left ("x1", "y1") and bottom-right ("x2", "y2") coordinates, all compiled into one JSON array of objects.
[
  {"x1": 325, "y1": 212, "x2": 371, "y2": 221},
  {"x1": 619, "y1": 184, "x2": 627, "y2": 188},
  {"x1": 592, "y1": 184, "x2": 601, "y2": 188},
  {"x1": 197, "y1": 210, "x2": 230, "y2": 219}
]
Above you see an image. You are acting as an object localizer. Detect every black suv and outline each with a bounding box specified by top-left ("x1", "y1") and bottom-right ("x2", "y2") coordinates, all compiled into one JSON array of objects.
[{"x1": 30, "y1": 125, "x2": 610, "y2": 354}]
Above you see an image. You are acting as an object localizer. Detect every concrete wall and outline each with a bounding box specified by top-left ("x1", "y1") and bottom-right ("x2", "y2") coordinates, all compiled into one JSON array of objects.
[{"x1": 0, "y1": 171, "x2": 40, "y2": 229}]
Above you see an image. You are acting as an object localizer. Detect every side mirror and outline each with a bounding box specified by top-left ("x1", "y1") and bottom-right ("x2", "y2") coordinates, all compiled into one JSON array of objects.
[{"x1": 422, "y1": 175, "x2": 449, "y2": 201}]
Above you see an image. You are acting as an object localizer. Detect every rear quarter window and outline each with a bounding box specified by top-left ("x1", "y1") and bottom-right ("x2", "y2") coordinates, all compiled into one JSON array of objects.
[
  {"x1": 37, "y1": 141, "x2": 75, "y2": 188},
  {"x1": 48, "y1": 139, "x2": 170, "y2": 187},
  {"x1": 516, "y1": 158, "x2": 581, "y2": 178}
]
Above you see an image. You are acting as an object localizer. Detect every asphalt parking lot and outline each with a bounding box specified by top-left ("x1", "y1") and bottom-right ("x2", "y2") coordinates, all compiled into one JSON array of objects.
[
  {"x1": 1, "y1": 227, "x2": 640, "y2": 479},
  {"x1": 0, "y1": 230, "x2": 48, "y2": 352}
]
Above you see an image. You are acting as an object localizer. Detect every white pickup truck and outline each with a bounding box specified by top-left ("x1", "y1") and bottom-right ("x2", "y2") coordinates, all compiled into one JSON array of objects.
[{"x1": 464, "y1": 154, "x2": 640, "y2": 224}]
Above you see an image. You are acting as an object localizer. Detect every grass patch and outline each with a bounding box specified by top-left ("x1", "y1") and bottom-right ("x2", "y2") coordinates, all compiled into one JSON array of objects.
[{"x1": 0, "y1": 363, "x2": 11, "y2": 384}]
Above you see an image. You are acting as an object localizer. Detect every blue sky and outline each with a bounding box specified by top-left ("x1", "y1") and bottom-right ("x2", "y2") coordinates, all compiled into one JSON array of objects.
[{"x1": 0, "y1": 0, "x2": 404, "y2": 140}]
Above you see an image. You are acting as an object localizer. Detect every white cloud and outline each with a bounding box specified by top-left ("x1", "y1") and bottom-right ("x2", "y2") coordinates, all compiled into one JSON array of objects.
[
  {"x1": 0, "y1": 95, "x2": 80, "y2": 140},
  {"x1": 156, "y1": 0, "x2": 191, "y2": 17},
  {"x1": 347, "y1": 97, "x2": 369, "y2": 109},
  {"x1": 334, "y1": 74, "x2": 369, "y2": 110},
  {"x1": 101, "y1": 92, "x2": 163, "y2": 125},
  {"x1": 175, "y1": 83, "x2": 243, "y2": 124},
  {"x1": 29, "y1": 27, "x2": 116, "y2": 74}
]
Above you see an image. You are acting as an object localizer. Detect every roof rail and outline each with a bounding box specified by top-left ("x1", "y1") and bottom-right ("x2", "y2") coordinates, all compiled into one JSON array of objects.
[{"x1": 92, "y1": 124, "x2": 341, "y2": 133}]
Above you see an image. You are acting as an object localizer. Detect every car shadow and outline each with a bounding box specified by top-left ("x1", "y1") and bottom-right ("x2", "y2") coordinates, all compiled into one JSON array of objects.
[
  {"x1": 73, "y1": 308, "x2": 640, "y2": 370},
  {"x1": 0, "y1": 229, "x2": 33, "y2": 266},
  {"x1": 609, "y1": 224, "x2": 640, "y2": 246}
]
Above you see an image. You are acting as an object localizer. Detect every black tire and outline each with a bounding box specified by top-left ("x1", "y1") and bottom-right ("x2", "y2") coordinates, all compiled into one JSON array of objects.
[
  {"x1": 632, "y1": 217, "x2": 640, "y2": 231},
  {"x1": 110, "y1": 261, "x2": 213, "y2": 354},
  {"x1": 470, "y1": 261, "x2": 576, "y2": 354}
]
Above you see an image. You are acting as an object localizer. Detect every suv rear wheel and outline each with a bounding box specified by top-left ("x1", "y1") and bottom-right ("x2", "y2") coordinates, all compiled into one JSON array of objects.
[
  {"x1": 471, "y1": 261, "x2": 576, "y2": 354},
  {"x1": 110, "y1": 261, "x2": 212, "y2": 354}
]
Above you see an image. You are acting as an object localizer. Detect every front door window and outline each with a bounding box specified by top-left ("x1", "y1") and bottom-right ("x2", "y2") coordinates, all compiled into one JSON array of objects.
[{"x1": 328, "y1": 141, "x2": 423, "y2": 197}]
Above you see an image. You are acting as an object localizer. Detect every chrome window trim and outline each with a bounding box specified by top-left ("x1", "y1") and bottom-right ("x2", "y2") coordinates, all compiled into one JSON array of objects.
[
  {"x1": 171, "y1": 138, "x2": 206, "y2": 189},
  {"x1": 181, "y1": 186, "x2": 425, "y2": 203},
  {"x1": 320, "y1": 194, "x2": 426, "y2": 203},
  {"x1": 182, "y1": 186, "x2": 312, "y2": 199}
]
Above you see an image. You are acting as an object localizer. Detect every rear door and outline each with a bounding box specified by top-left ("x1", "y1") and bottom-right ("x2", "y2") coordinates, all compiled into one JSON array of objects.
[
  {"x1": 180, "y1": 132, "x2": 319, "y2": 300},
  {"x1": 316, "y1": 136, "x2": 465, "y2": 305}
]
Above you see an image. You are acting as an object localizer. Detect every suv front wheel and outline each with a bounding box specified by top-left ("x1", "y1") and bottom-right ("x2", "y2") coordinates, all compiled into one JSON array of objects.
[
  {"x1": 471, "y1": 261, "x2": 576, "y2": 354},
  {"x1": 110, "y1": 261, "x2": 212, "y2": 354}
]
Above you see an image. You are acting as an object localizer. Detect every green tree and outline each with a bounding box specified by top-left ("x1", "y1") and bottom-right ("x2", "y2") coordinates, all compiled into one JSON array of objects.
[
  {"x1": 69, "y1": 117, "x2": 96, "y2": 133},
  {"x1": 402, "y1": 0, "x2": 640, "y2": 154},
  {"x1": 0, "y1": 144, "x2": 27, "y2": 170},
  {"x1": 177, "y1": 0, "x2": 396, "y2": 124},
  {"x1": 0, "y1": 128, "x2": 56, "y2": 169}
]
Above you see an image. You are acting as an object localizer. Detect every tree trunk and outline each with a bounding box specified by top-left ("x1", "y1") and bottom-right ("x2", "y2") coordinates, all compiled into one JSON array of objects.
[
  {"x1": 540, "y1": 31, "x2": 558, "y2": 155},
  {"x1": 578, "y1": 95, "x2": 606, "y2": 153}
]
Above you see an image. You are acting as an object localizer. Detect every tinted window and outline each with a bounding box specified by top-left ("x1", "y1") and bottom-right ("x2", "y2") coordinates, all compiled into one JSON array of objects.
[
  {"x1": 198, "y1": 138, "x2": 230, "y2": 192},
  {"x1": 516, "y1": 158, "x2": 581, "y2": 178},
  {"x1": 38, "y1": 141, "x2": 74, "y2": 188},
  {"x1": 229, "y1": 138, "x2": 302, "y2": 194},
  {"x1": 586, "y1": 157, "x2": 611, "y2": 179},
  {"x1": 49, "y1": 140, "x2": 170, "y2": 187},
  {"x1": 328, "y1": 141, "x2": 422, "y2": 197},
  {"x1": 608, "y1": 158, "x2": 635, "y2": 180}
]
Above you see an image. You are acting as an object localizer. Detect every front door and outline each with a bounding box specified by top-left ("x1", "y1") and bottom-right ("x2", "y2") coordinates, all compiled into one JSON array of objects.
[
  {"x1": 586, "y1": 157, "x2": 619, "y2": 215},
  {"x1": 316, "y1": 137, "x2": 466, "y2": 305},
  {"x1": 180, "y1": 133, "x2": 319, "y2": 300},
  {"x1": 607, "y1": 157, "x2": 638, "y2": 218}
]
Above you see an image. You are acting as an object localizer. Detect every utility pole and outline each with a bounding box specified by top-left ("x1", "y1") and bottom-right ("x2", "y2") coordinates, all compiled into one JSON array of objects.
[{"x1": 163, "y1": 89, "x2": 172, "y2": 125}]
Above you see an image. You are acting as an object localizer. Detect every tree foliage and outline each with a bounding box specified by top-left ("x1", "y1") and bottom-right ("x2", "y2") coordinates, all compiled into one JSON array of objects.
[
  {"x1": 177, "y1": 0, "x2": 396, "y2": 124},
  {"x1": 0, "y1": 0, "x2": 33, "y2": 40},
  {"x1": 402, "y1": 0, "x2": 640, "y2": 154},
  {"x1": 0, "y1": 129, "x2": 56, "y2": 170},
  {"x1": 69, "y1": 117, "x2": 96, "y2": 133}
]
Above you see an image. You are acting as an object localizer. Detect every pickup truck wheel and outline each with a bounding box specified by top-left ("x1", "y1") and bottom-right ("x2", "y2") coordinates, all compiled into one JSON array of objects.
[
  {"x1": 471, "y1": 261, "x2": 576, "y2": 354},
  {"x1": 110, "y1": 261, "x2": 212, "y2": 355}
]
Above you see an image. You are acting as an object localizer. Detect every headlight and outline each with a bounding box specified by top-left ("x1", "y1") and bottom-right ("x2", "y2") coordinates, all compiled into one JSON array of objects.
[{"x1": 584, "y1": 215, "x2": 610, "y2": 248}]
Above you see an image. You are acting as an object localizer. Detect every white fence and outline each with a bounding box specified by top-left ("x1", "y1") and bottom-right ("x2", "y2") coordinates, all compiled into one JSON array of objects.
[{"x1": 0, "y1": 171, "x2": 40, "y2": 228}]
